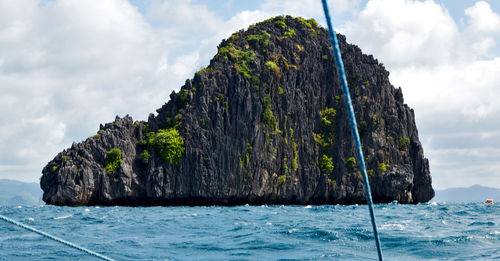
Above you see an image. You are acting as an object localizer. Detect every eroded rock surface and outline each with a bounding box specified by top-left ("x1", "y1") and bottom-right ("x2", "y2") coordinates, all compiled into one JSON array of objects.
[{"x1": 41, "y1": 16, "x2": 434, "y2": 206}]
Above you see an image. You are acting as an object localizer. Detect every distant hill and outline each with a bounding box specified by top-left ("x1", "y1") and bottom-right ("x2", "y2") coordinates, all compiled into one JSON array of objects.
[
  {"x1": 0, "y1": 179, "x2": 43, "y2": 206},
  {"x1": 433, "y1": 185, "x2": 500, "y2": 203}
]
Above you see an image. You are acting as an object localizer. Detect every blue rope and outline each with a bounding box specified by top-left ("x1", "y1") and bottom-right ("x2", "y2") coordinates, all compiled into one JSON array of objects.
[
  {"x1": 0, "y1": 213, "x2": 115, "y2": 261},
  {"x1": 320, "y1": 1, "x2": 383, "y2": 260}
]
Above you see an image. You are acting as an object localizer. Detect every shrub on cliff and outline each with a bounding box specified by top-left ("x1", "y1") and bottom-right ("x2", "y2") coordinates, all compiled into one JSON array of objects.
[
  {"x1": 345, "y1": 157, "x2": 356, "y2": 170},
  {"x1": 245, "y1": 30, "x2": 271, "y2": 48},
  {"x1": 398, "y1": 137, "x2": 410, "y2": 150},
  {"x1": 319, "y1": 154, "x2": 334, "y2": 175},
  {"x1": 154, "y1": 129, "x2": 185, "y2": 165},
  {"x1": 140, "y1": 128, "x2": 185, "y2": 165},
  {"x1": 104, "y1": 148, "x2": 122, "y2": 174},
  {"x1": 217, "y1": 43, "x2": 257, "y2": 86},
  {"x1": 378, "y1": 163, "x2": 388, "y2": 173},
  {"x1": 137, "y1": 150, "x2": 151, "y2": 164},
  {"x1": 176, "y1": 89, "x2": 190, "y2": 108},
  {"x1": 319, "y1": 108, "x2": 336, "y2": 133}
]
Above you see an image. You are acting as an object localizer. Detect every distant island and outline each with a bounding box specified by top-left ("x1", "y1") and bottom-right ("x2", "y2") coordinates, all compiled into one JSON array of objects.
[
  {"x1": 40, "y1": 16, "x2": 434, "y2": 206},
  {"x1": 433, "y1": 185, "x2": 500, "y2": 203},
  {"x1": 0, "y1": 179, "x2": 42, "y2": 206}
]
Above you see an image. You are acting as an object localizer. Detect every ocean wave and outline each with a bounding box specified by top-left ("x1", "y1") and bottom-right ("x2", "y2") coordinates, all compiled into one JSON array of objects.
[
  {"x1": 469, "y1": 221, "x2": 495, "y2": 226},
  {"x1": 1, "y1": 202, "x2": 499, "y2": 260},
  {"x1": 380, "y1": 223, "x2": 406, "y2": 230},
  {"x1": 53, "y1": 214, "x2": 72, "y2": 220}
]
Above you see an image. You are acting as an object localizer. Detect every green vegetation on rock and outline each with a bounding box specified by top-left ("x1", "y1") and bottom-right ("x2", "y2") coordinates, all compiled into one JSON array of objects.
[
  {"x1": 137, "y1": 150, "x2": 151, "y2": 164},
  {"x1": 319, "y1": 108, "x2": 336, "y2": 133},
  {"x1": 314, "y1": 107, "x2": 337, "y2": 148},
  {"x1": 165, "y1": 112, "x2": 182, "y2": 129},
  {"x1": 377, "y1": 162, "x2": 388, "y2": 173},
  {"x1": 372, "y1": 114, "x2": 378, "y2": 125},
  {"x1": 262, "y1": 95, "x2": 277, "y2": 131},
  {"x1": 265, "y1": 61, "x2": 280, "y2": 77},
  {"x1": 217, "y1": 43, "x2": 259, "y2": 87},
  {"x1": 291, "y1": 128, "x2": 298, "y2": 171},
  {"x1": 252, "y1": 16, "x2": 278, "y2": 28},
  {"x1": 154, "y1": 129, "x2": 184, "y2": 165},
  {"x1": 195, "y1": 66, "x2": 213, "y2": 76},
  {"x1": 265, "y1": 61, "x2": 278, "y2": 71},
  {"x1": 239, "y1": 156, "x2": 244, "y2": 169},
  {"x1": 245, "y1": 30, "x2": 271, "y2": 48},
  {"x1": 176, "y1": 89, "x2": 190, "y2": 108},
  {"x1": 399, "y1": 137, "x2": 410, "y2": 150},
  {"x1": 345, "y1": 157, "x2": 356, "y2": 170},
  {"x1": 239, "y1": 142, "x2": 253, "y2": 172},
  {"x1": 294, "y1": 17, "x2": 319, "y2": 36},
  {"x1": 141, "y1": 128, "x2": 185, "y2": 165},
  {"x1": 278, "y1": 175, "x2": 287, "y2": 185},
  {"x1": 218, "y1": 44, "x2": 255, "y2": 78},
  {"x1": 319, "y1": 154, "x2": 334, "y2": 175},
  {"x1": 104, "y1": 148, "x2": 123, "y2": 174},
  {"x1": 284, "y1": 28, "x2": 296, "y2": 38},
  {"x1": 313, "y1": 133, "x2": 328, "y2": 147},
  {"x1": 274, "y1": 18, "x2": 286, "y2": 29}
]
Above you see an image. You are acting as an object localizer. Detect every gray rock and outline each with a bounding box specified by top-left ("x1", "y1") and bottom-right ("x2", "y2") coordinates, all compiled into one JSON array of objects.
[{"x1": 41, "y1": 16, "x2": 434, "y2": 206}]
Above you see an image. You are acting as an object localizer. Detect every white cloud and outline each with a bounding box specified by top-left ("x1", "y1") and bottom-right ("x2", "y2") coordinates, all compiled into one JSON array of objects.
[
  {"x1": 342, "y1": 0, "x2": 462, "y2": 67},
  {"x1": 391, "y1": 58, "x2": 500, "y2": 119},
  {"x1": 0, "y1": 0, "x2": 278, "y2": 182},
  {"x1": 428, "y1": 147, "x2": 500, "y2": 189},
  {"x1": 465, "y1": 1, "x2": 500, "y2": 34},
  {"x1": 341, "y1": 0, "x2": 500, "y2": 189},
  {"x1": 0, "y1": 0, "x2": 169, "y2": 182},
  {"x1": 1, "y1": 0, "x2": 500, "y2": 190},
  {"x1": 261, "y1": 0, "x2": 361, "y2": 17}
]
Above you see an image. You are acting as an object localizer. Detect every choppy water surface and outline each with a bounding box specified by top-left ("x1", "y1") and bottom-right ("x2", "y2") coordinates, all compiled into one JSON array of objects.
[{"x1": 1, "y1": 203, "x2": 499, "y2": 260}]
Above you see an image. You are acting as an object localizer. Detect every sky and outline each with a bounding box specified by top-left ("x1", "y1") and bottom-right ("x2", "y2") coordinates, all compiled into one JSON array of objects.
[{"x1": 1, "y1": 0, "x2": 499, "y2": 190}]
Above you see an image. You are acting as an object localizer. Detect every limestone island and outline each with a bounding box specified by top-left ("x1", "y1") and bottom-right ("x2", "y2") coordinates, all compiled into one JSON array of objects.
[{"x1": 41, "y1": 16, "x2": 434, "y2": 206}]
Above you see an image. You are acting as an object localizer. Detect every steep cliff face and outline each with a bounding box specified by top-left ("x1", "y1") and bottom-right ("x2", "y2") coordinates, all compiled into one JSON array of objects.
[{"x1": 41, "y1": 16, "x2": 434, "y2": 206}]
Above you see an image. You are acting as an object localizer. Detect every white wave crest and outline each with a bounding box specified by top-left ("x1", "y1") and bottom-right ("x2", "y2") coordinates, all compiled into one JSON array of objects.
[
  {"x1": 381, "y1": 223, "x2": 405, "y2": 230},
  {"x1": 54, "y1": 214, "x2": 73, "y2": 220}
]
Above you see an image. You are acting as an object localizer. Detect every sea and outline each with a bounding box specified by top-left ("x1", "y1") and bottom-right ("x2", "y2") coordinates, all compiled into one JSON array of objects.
[{"x1": 0, "y1": 202, "x2": 498, "y2": 260}]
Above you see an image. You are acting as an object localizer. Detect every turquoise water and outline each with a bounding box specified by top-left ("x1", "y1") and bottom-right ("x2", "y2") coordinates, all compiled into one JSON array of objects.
[{"x1": 1, "y1": 203, "x2": 498, "y2": 260}]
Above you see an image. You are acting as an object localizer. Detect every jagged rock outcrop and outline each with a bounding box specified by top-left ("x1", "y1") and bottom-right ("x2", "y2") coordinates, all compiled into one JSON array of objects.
[{"x1": 41, "y1": 16, "x2": 434, "y2": 206}]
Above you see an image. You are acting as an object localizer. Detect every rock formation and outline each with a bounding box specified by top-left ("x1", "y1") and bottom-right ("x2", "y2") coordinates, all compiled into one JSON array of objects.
[{"x1": 41, "y1": 16, "x2": 434, "y2": 206}]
